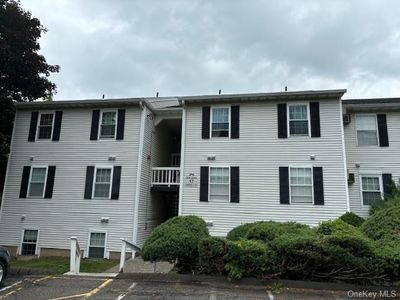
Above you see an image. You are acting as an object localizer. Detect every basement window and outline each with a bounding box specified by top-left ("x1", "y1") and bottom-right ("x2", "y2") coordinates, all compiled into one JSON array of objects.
[
  {"x1": 21, "y1": 229, "x2": 38, "y2": 255},
  {"x1": 88, "y1": 232, "x2": 106, "y2": 258}
]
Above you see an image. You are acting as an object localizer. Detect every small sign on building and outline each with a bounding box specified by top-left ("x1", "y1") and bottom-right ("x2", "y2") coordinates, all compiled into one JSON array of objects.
[{"x1": 185, "y1": 173, "x2": 198, "y2": 187}]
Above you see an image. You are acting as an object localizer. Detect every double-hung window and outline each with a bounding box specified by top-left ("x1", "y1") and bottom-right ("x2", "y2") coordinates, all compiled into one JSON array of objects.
[
  {"x1": 289, "y1": 105, "x2": 309, "y2": 136},
  {"x1": 93, "y1": 168, "x2": 112, "y2": 198},
  {"x1": 38, "y1": 113, "x2": 54, "y2": 139},
  {"x1": 361, "y1": 176, "x2": 382, "y2": 206},
  {"x1": 29, "y1": 167, "x2": 47, "y2": 197},
  {"x1": 100, "y1": 111, "x2": 116, "y2": 138},
  {"x1": 356, "y1": 115, "x2": 378, "y2": 146},
  {"x1": 209, "y1": 167, "x2": 230, "y2": 201},
  {"x1": 211, "y1": 108, "x2": 229, "y2": 137},
  {"x1": 21, "y1": 229, "x2": 38, "y2": 255},
  {"x1": 290, "y1": 167, "x2": 313, "y2": 203},
  {"x1": 88, "y1": 232, "x2": 106, "y2": 258}
]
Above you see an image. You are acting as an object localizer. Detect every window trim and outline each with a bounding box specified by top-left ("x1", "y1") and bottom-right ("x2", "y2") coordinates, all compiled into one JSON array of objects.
[
  {"x1": 359, "y1": 174, "x2": 383, "y2": 207},
  {"x1": 210, "y1": 106, "x2": 231, "y2": 139},
  {"x1": 287, "y1": 103, "x2": 311, "y2": 137},
  {"x1": 20, "y1": 228, "x2": 39, "y2": 256},
  {"x1": 92, "y1": 166, "x2": 114, "y2": 199},
  {"x1": 87, "y1": 231, "x2": 107, "y2": 259},
  {"x1": 208, "y1": 165, "x2": 231, "y2": 202},
  {"x1": 98, "y1": 110, "x2": 118, "y2": 140},
  {"x1": 355, "y1": 114, "x2": 379, "y2": 147},
  {"x1": 289, "y1": 166, "x2": 314, "y2": 204},
  {"x1": 36, "y1": 112, "x2": 55, "y2": 141},
  {"x1": 27, "y1": 166, "x2": 48, "y2": 198}
]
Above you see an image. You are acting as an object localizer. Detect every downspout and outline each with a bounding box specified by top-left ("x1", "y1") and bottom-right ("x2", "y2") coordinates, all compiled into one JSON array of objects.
[
  {"x1": 339, "y1": 99, "x2": 351, "y2": 212},
  {"x1": 133, "y1": 102, "x2": 146, "y2": 245},
  {"x1": 178, "y1": 100, "x2": 186, "y2": 216}
]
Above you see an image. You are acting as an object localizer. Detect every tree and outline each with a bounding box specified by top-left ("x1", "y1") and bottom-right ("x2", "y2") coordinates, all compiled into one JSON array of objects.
[{"x1": 0, "y1": 0, "x2": 59, "y2": 199}]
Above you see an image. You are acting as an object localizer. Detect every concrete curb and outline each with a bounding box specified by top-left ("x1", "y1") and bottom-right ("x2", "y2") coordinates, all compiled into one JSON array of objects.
[
  {"x1": 116, "y1": 273, "x2": 400, "y2": 292},
  {"x1": 9, "y1": 267, "x2": 55, "y2": 276}
]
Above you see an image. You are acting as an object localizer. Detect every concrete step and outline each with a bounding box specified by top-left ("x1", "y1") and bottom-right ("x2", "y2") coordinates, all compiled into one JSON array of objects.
[{"x1": 106, "y1": 257, "x2": 174, "y2": 274}]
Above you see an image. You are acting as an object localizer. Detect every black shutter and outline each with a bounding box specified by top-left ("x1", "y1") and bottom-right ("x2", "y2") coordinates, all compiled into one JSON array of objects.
[
  {"x1": 44, "y1": 166, "x2": 56, "y2": 198},
  {"x1": 19, "y1": 166, "x2": 31, "y2": 198},
  {"x1": 202, "y1": 107, "x2": 210, "y2": 139},
  {"x1": 382, "y1": 173, "x2": 393, "y2": 198},
  {"x1": 28, "y1": 112, "x2": 39, "y2": 142},
  {"x1": 231, "y1": 106, "x2": 240, "y2": 139},
  {"x1": 279, "y1": 167, "x2": 289, "y2": 204},
  {"x1": 230, "y1": 166, "x2": 239, "y2": 203},
  {"x1": 90, "y1": 110, "x2": 100, "y2": 140},
  {"x1": 310, "y1": 102, "x2": 321, "y2": 137},
  {"x1": 313, "y1": 167, "x2": 324, "y2": 205},
  {"x1": 200, "y1": 166, "x2": 209, "y2": 202},
  {"x1": 277, "y1": 104, "x2": 287, "y2": 138},
  {"x1": 116, "y1": 109, "x2": 125, "y2": 140},
  {"x1": 52, "y1": 111, "x2": 63, "y2": 141},
  {"x1": 377, "y1": 114, "x2": 389, "y2": 147},
  {"x1": 111, "y1": 166, "x2": 122, "y2": 200},
  {"x1": 84, "y1": 166, "x2": 95, "y2": 199}
]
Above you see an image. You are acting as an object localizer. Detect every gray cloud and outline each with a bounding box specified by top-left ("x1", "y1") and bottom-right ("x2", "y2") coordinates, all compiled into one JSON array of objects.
[{"x1": 22, "y1": 0, "x2": 400, "y2": 99}]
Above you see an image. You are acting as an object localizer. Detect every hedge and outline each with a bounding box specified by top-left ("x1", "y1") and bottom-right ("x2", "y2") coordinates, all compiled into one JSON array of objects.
[
  {"x1": 339, "y1": 212, "x2": 365, "y2": 227},
  {"x1": 198, "y1": 237, "x2": 229, "y2": 275},
  {"x1": 226, "y1": 222, "x2": 257, "y2": 241},
  {"x1": 361, "y1": 204, "x2": 400, "y2": 241}
]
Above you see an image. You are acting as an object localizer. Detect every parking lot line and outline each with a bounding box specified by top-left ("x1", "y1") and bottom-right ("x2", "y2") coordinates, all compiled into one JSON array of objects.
[
  {"x1": 49, "y1": 278, "x2": 114, "y2": 300},
  {"x1": 0, "y1": 281, "x2": 22, "y2": 293}
]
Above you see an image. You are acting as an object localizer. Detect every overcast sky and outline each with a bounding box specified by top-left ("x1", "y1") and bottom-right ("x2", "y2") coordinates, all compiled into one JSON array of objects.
[{"x1": 22, "y1": 0, "x2": 400, "y2": 100}]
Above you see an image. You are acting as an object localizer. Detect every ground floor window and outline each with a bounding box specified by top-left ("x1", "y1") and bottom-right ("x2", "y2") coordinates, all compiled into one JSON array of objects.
[
  {"x1": 88, "y1": 232, "x2": 106, "y2": 258},
  {"x1": 361, "y1": 176, "x2": 382, "y2": 206},
  {"x1": 209, "y1": 167, "x2": 230, "y2": 201},
  {"x1": 21, "y1": 229, "x2": 38, "y2": 255},
  {"x1": 290, "y1": 167, "x2": 313, "y2": 203}
]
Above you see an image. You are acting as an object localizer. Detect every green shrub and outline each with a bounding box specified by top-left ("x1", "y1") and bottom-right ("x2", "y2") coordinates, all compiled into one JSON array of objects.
[
  {"x1": 141, "y1": 216, "x2": 209, "y2": 269},
  {"x1": 246, "y1": 221, "x2": 313, "y2": 243},
  {"x1": 339, "y1": 212, "x2": 365, "y2": 227},
  {"x1": 317, "y1": 219, "x2": 359, "y2": 236},
  {"x1": 370, "y1": 185, "x2": 400, "y2": 215},
  {"x1": 198, "y1": 237, "x2": 229, "y2": 275},
  {"x1": 225, "y1": 239, "x2": 275, "y2": 280},
  {"x1": 226, "y1": 222, "x2": 257, "y2": 241},
  {"x1": 361, "y1": 205, "x2": 400, "y2": 241},
  {"x1": 375, "y1": 235, "x2": 400, "y2": 280}
]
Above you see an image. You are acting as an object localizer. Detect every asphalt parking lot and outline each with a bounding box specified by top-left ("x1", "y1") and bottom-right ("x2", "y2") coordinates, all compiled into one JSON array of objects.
[{"x1": 0, "y1": 274, "x2": 394, "y2": 300}]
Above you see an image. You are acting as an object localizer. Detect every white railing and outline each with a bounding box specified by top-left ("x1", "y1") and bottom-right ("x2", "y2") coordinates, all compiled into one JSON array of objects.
[
  {"x1": 170, "y1": 153, "x2": 181, "y2": 167},
  {"x1": 70, "y1": 237, "x2": 83, "y2": 275},
  {"x1": 119, "y1": 238, "x2": 141, "y2": 273},
  {"x1": 151, "y1": 167, "x2": 180, "y2": 186}
]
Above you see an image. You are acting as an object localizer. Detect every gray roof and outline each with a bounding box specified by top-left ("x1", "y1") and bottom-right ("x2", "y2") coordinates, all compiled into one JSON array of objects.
[
  {"x1": 343, "y1": 98, "x2": 400, "y2": 105},
  {"x1": 343, "y1": 97, "x2": 400, "y2": 112}
]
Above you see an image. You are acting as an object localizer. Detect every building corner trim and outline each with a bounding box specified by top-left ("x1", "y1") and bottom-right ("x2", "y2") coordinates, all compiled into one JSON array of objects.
[{"x1": 178, "y1": 101, "x2": 186, "y2": 215}]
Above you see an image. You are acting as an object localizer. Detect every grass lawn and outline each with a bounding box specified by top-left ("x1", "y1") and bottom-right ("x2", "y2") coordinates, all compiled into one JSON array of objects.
[{"x1": 11, "y1": 257, "x2": 119, "y2": 274}]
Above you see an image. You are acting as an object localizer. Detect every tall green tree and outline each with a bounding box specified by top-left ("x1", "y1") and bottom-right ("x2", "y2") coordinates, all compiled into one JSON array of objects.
[{"x1": 0, "y1": 0, "x2": 59, "y2": 199}]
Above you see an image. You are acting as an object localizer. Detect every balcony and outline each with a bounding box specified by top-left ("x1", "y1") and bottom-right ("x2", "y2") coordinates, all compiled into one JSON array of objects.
[{"x1": 151, "y1": 167, "x2": 180, "y2": 192}]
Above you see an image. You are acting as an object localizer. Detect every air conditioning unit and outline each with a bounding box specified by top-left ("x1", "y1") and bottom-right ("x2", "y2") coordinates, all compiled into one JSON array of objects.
[
  {"x1": 348, "y1": 173, "x2": 355, "y2": 185},
  {"x1": 343, "y1": 114, "x2": 351, "y2": 125}
]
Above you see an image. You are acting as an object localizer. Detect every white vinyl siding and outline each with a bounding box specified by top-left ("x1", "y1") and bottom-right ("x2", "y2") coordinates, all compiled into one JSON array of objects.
[
  {"x1": 88, "y1": 232, "x2": 106, "y2": 258},
  {"x1": 288, "y1": 104, "x2": 309, "y2": 136},
  {"x1": 209, "y1": 167, "x2": 230, "y2": 201},
  {"x1": 356, "y1": 115, "x2": 378, "y2": 146},
  {"x1": 290, "y1": 167, "x2": 313, "y2": 203},
  {"x1": 28, "y1": 167, "x2": 47, "y2": 198},
  {"x1": 37, "y1": 113, "x2": 54, "y2": 139},
  {"x1": 211, "y1": 107, "x2": 230, "y2": 138},
  {"x1": 361, "y1": 176, "x2": 382, "y2": 206},
  {"x1": 99, "y1": 111, "x2": 116, "y2": 139},
  {"x1": 21, "y1": 229, "x2": 38, "y2": 255},
  {"x1": 93, "y1": 167, "x2": 112, "y2": 199}
]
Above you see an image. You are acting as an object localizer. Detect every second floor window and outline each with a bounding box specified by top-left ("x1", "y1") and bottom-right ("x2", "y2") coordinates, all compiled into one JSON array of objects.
[
  {"x1": 38, "y1": 113, "x2": 54, "y2": 139},
  {"x1": 211, "y1": 107, "x2": 229, "y2": 137},
  {"x1": 93, "y1": 168, "x2": 112, "y2": 198},
  {"x1": 29, "y1": 167, "x2": 47, "y2": 197},
  {"x1": 289, "y1": 105, "x2": 309, "y2": 136},
  {"x1": 290, "y1": 167, "x2": 312, "y2": 203},
  {"x1": 100, "y1": 111, "x2": 116, "y2": 138},
  {"x1": 356, "y1": 115, "x2": 378, "y2": 146}
]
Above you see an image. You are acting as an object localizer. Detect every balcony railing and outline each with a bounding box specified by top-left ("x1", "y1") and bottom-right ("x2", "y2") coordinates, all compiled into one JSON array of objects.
[{"x1": 151, "y1": 167, "x2": 180, "y2": 186}]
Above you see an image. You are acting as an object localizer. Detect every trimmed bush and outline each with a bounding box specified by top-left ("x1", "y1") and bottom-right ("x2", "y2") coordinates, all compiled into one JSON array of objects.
[
  {"x1": 198, "y1": 237, "x2": 229, "y2": 275},
  {"x1": 317, "y1": 219, "x2": 359, "y2": 236},
  {"x1": 246, "y1": 221, "x2": 313, "y2": 244},
  {"x1": 225, "y1": 239, "x2": 275, "y2": 280},
  {"x1": 226, "y1": 222, "x2": 257, "y2": 241},
  {"x1": 361, "y1": 204, "x2": 400, "y2": 241},
  {"x1": 339, "y1": 212, "x2": 365, "y2": 227},
  {"x1": 141, "y1": 216, "x2": 209, "y2": 268},
  {"x1": 375, "y1": 235, "x2": 400, "y2": 280}
]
